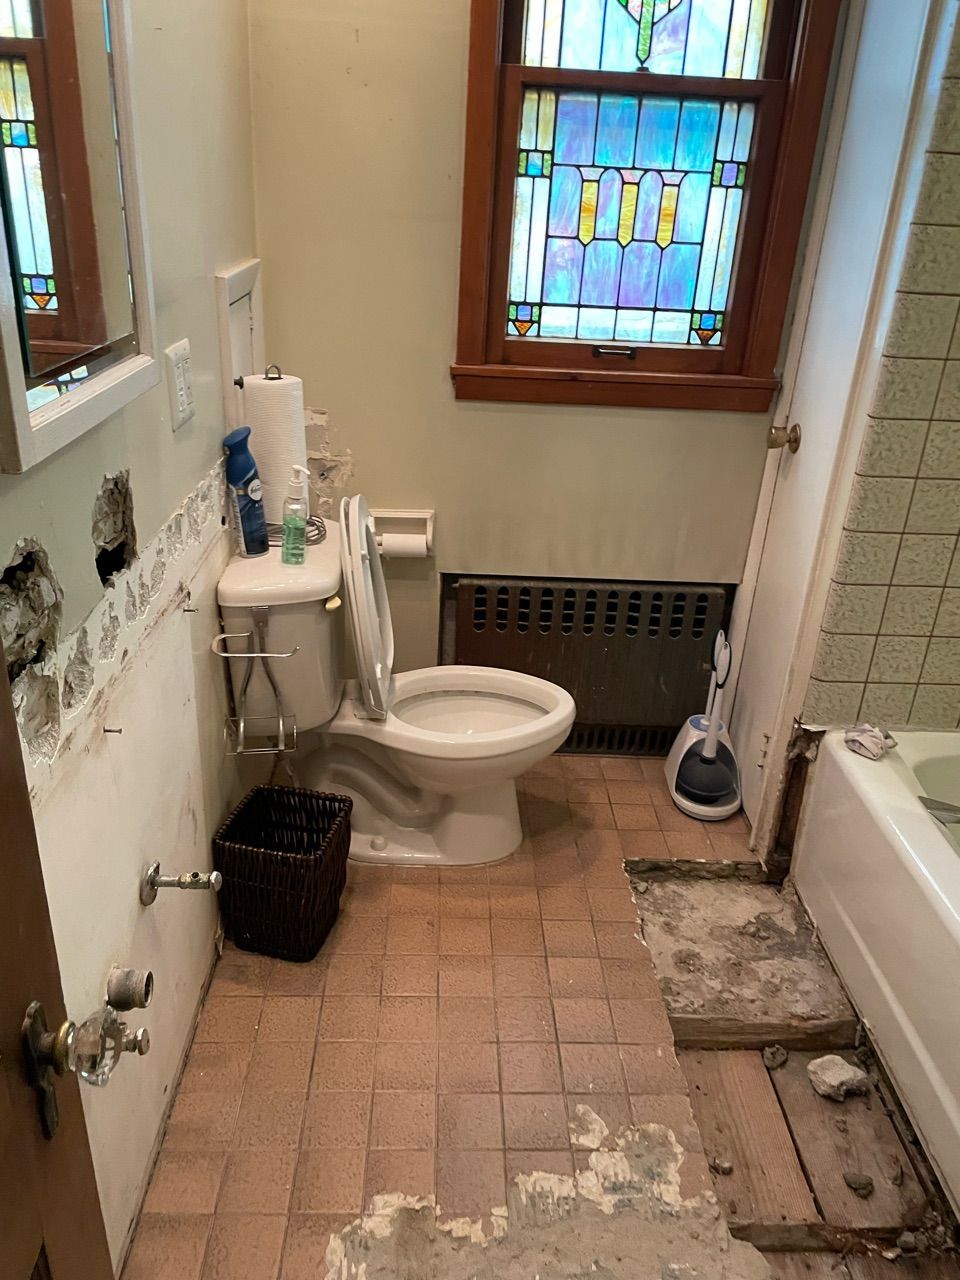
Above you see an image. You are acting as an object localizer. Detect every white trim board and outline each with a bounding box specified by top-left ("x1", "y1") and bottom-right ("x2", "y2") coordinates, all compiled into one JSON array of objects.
[{"x1": 214, "y1": 257, "x2": 265, "y2": 430}]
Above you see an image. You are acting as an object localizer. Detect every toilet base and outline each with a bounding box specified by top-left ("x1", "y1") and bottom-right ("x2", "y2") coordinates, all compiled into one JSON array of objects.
[
  {"x1": 345, "y1": 773, "x2": 522, "y2": 865},
  {"x1": 299, "y1": 739, "x2": 526, "y2": 867},
  {"x1": 346, "y1": 781, "x2": 522, "y2": 867}
]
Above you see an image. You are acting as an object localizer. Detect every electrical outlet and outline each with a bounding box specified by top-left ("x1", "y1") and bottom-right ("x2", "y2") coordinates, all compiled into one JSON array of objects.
[{"x1": 165, "y1": 339, "x2": 195, "y2": 431}]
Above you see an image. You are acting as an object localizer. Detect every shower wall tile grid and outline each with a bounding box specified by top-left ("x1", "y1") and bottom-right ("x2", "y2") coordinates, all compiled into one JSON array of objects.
[{"x1": 806, "y1": 41, "x2": 960, "y2": 730}]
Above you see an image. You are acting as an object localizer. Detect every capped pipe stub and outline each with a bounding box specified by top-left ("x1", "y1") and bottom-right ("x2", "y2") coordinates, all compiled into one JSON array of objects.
[{"x1": 107, "y1": 966, "x2": 154, "y2": 1011}]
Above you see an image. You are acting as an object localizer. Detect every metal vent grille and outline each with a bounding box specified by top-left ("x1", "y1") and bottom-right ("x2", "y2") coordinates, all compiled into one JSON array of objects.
[{"x1": 443, "y1": 576, "x2": 733, "y2": 755}]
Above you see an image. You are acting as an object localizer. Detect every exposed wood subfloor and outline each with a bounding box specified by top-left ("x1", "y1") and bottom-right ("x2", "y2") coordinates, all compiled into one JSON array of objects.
[
  {"x1": 681, "y1": 1048, "x2": 954, "y2": 1264},
  {"x1": 766, "y1": 1254, "x2": 960, "y2": 1280}
]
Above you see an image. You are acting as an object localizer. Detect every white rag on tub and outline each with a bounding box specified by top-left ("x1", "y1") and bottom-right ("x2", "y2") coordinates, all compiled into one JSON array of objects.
[{"x1": 844, "y1": 723, "x2": 897, "y2": 760}]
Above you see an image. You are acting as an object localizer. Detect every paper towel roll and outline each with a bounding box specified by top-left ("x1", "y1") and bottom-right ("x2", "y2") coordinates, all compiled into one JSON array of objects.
[
  {"x1": 242, "y1": 371, "x2": 307, "y2": 524},
  {"x1": 378, "y1": 532, "x2": 428, "y2": 558}
]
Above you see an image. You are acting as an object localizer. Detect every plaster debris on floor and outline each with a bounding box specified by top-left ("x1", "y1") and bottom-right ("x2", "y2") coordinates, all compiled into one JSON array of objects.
[
  {"x1": 325, "y1": 1114, "x2": 770, "y2": 1280},
  {"x1": 631, "y1": 878, "x2": 855, "y2": 1037}
]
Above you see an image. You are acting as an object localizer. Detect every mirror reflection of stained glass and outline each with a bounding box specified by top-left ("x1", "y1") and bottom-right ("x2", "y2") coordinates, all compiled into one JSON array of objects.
[
  {"x1": 508, "y1": 0, "x2": 769, "y2": 346},
  {"x1": 0, "y1": 0, "x2": 136, "y2": 403}
]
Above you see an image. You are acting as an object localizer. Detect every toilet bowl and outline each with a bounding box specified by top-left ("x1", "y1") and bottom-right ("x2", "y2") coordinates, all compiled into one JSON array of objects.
[{"x1": 216, "y1": 495, "x2": 575, "y2": 866}]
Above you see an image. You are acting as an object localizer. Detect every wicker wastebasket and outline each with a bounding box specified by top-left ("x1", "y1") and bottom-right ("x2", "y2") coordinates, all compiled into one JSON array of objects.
[{"x1": 213, "y1": 785, "x2": 353, "y2": 962}]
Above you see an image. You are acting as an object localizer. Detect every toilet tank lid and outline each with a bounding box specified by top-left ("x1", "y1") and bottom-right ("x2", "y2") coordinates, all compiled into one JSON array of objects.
[{"x1": 217, "y1": 524, "x2": 342, "y2": 607}]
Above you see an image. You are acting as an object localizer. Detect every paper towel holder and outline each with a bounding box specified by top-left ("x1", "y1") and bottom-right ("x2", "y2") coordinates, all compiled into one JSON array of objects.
[
  {"x1": 371, "y1": 509, "x2": 435, "y2": 556},
  {"x1": 235, "y1": 363, "x2": 286, "y2": 393}
]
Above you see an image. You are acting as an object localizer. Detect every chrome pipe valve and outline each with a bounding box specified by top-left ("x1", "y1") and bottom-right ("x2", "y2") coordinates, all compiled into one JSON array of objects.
[
  {"x1": 122, "y1": 1026, "x2": 151, "y2": 1056},
  {"x1": 106, "y1": 966, "x2": 154, "y2": 1011},
  {"x1": 140, "y1": 862, "x2": 223, "y2": 906}
]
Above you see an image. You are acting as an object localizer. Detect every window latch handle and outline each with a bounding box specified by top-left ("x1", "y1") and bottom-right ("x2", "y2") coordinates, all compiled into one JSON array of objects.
[{"x1": 592, "y1": 346, "x2": 637, "y2": 360}]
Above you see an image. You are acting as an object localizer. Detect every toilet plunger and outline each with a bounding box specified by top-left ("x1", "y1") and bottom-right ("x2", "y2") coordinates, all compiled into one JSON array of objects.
[{"x1": 675, "y1": 640, "x2": 737, "y2": 803}]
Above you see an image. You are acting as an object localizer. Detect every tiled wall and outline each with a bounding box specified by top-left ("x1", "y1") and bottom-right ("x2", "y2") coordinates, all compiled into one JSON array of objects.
[{"x1": 805, "y1": 26, "x2": 960, "y2": 729}]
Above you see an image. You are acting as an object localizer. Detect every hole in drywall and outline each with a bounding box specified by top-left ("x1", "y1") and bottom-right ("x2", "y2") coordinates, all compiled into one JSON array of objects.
[
  {"x1": 92, "y1": 472, "x2": 137, "y2": 586},
  {"x1": 1, "y1": 540, "x2": 64, "y2": 762},
  {"x1": 0, "y1": 541, "x2": 63, "y2": 681}
]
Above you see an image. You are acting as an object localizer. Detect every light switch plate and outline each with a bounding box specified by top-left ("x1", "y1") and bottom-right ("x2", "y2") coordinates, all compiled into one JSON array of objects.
[{"x1": 165, "y1": 339, "x2": 195, "y2": 431}]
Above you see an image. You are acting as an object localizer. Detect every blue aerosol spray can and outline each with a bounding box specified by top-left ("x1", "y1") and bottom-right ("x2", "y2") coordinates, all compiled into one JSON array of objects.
[{"x1": 223, "y1": 426, "x2": 269, "y2": 557}]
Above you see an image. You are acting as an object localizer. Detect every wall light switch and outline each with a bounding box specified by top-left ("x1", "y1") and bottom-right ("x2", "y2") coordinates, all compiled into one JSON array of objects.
[{"x1": 165, "y1": 339, "x2": 195, "y2": 431}]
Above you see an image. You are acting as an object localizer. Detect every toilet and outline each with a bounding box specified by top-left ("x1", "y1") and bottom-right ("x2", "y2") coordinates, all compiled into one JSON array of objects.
[{"x1": 216, "y1": 495, "x2": 575, "y2": 866}]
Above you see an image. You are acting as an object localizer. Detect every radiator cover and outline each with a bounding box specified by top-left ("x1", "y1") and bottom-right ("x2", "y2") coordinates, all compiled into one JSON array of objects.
[{"x1": 442, "y1": 576, "x2": 733, "y2": 755}]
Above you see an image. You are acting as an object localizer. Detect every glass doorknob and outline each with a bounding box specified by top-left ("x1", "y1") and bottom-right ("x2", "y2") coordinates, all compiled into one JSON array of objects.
[
  {"x1": 74, "y1": 1003, "x2": 149, "y2": 1086},
  {"x1": 22, "y1": 1000, "x2": 150, "y2": 1139}
]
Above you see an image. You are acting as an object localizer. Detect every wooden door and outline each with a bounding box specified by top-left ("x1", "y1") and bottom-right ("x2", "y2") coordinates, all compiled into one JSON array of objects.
[
  {"x1": 731, "y1": 0, "x2": 938, "y2": 842},
  {"x1": 0, "y1": 642, "x2": 112, "y2": 1280}
]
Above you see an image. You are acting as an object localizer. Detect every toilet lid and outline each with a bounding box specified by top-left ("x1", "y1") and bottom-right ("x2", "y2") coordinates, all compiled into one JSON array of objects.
[{"x1": 340, "y1": 494, "x2": 394, "y2": 719}]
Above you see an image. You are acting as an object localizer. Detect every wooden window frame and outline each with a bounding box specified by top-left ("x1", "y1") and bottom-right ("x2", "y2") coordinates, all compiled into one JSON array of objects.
[
  {"x1": 0, "y1": 0, "x2": 107, "y2": 375},
  {"x1": 452, "y1": 0, "x2": 843, "y2": 412}
]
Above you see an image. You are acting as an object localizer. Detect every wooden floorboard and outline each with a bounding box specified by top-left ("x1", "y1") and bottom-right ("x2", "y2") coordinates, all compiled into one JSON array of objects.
[
  {"x1": 681, "y1": 1049, "x2": 820, "y2": 1236},
  {"x1": 625, "y1": 858, "x2": 767, "y2": 883},
  {"x1": 765, "y1": 1253, "x2": 849, "y2": 1280},
  {"x1": 671, "y1": 1015, "x2": 859, "y2": 1051},
  {"x1": 846, "y1": 1257, "x2": 960, "y2": 1280},
  {"x1": 771, "y1": 1053, "x2": 926, "y2": 1232}
]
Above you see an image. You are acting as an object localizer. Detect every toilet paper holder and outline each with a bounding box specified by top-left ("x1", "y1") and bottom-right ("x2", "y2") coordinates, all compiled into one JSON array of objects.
[{"x1": 370, "y1": 509, "x2": 434, "y2": 558}]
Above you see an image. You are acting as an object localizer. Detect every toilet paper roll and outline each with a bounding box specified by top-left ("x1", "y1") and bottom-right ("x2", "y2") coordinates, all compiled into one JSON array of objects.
[
  {"x1": 242, "y1": 372, "x2": 307, "y2": 524},
  {"x1": 378, "y1": 532, "x2": 428, "y2": 558}
]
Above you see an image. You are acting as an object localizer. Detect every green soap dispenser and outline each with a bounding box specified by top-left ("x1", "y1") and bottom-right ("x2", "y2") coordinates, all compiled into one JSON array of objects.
[{"x1": 281, "y1": 464, "x2": 310, "y2": 565}]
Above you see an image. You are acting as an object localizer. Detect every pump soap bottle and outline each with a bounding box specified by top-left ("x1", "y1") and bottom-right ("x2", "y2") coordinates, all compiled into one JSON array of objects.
[{"x1": 281, "y1": 464, "x2": 310, "y2": 565}]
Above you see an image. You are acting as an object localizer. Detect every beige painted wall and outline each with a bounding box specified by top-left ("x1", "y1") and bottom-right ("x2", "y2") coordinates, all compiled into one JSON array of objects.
[
  {"x1": 248, "y1": 0, "x2": 771, "y2": 673},
  {"x1": 0, "y1": 0, "x2": 255, "y2": 628}
]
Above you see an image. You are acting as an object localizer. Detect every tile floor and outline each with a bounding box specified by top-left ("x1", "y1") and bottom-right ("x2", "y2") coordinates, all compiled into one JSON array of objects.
[{"x1": 124, "y1": 756, "x2": 752, "y2": 1280}]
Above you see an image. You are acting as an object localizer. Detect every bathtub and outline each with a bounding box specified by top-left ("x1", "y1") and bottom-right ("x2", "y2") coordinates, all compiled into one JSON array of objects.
[{"x1": 794, "y1": 730, "x2": 960, "y2": 1212}]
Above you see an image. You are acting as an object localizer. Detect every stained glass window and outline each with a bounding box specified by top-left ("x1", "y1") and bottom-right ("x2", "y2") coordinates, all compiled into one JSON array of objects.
[
  {"x1": 522, "y1": 0, "x2": 769, "y2": 78},
  {"x1": 0, "y1": 55, "x2": 57, "y2": 312},
  {"x1": 0, "y1": 0, "x2": 35, "y2": 39},
  {"x1": 507, "y1": 88, "x2": 753, "y2": 345}
]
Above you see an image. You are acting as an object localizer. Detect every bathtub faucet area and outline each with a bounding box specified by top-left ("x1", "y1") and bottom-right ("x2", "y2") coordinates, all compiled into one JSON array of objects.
[{"x1": 920, "y1": 794, "x2": 960, "y2": 827}]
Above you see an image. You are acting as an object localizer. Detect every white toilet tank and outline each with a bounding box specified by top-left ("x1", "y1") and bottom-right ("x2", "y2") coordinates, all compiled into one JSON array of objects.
[{"x1": 217, "y1": 525, "x2": 344, "y2": 734}]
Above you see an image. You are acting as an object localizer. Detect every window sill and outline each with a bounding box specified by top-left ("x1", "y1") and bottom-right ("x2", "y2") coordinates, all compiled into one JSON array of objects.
[{"x1": 450, "y1": 363, "x2": 779, "y2": 412}]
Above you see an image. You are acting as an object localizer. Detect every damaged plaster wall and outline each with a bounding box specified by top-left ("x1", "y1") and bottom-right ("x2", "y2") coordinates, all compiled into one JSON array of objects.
[
  {"x1": 305, "y1": 407, "x2": 354, "y2": 519},
  {"x1": 0, "y1": 541, "x2": 64, "y2": 761},
  {"x1": 22, "y1": 465, "x2": 240, "y2": 1268},
  {"x1": 0, "y1": 0, "x2": 256, "y2": 1265},
  {"x1": 16, "y1": 465, "x2": 226, "y2": 783}
]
